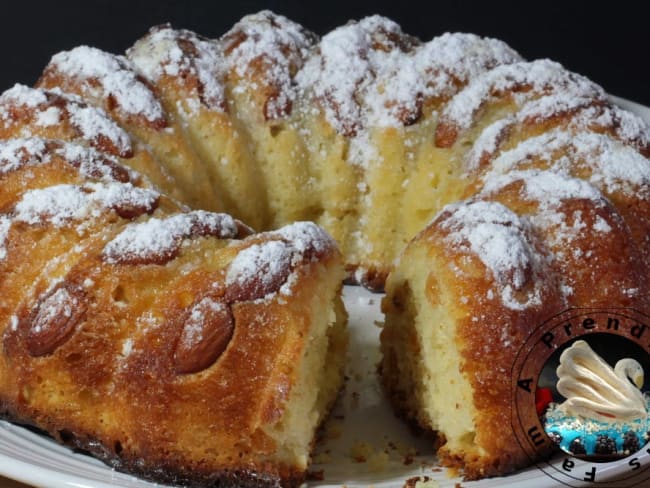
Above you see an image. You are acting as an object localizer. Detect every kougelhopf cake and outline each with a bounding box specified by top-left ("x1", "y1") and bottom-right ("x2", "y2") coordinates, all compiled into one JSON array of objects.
[
  {"x1": 2, "y1": 8, "x2": 650, "y2": 486},
  {"x1": 32, "y1": 11, "x2": 529, "y2": 289},
  {"x1": 379, "y1": 82, "x2": 650, "y2": 478},
  {"x1": 0, "y1": 136, "x2": 347, "y2": 486}
]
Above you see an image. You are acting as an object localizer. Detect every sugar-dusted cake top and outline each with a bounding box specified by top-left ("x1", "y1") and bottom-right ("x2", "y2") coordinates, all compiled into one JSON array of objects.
[
  {"x1": 102, "y1": 211, "x2": 245, "y2": 265},
  {"x1": 44, "y1": 46, "x2": 167, "y2": 127},
  {"x1": 0, "y1": 84, "x2": 133, "y2": 157}
]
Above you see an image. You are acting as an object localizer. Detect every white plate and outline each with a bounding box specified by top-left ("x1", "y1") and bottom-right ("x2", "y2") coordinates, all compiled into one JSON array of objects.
[{"x1": 1, "y1": 99, "x2": 650, "y2": 488}]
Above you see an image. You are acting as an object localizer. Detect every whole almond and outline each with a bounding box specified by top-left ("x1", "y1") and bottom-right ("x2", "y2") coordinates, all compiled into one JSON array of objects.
[
  {"x1": 26, "y1": 284, "x2": 87, "y2": 356},
  {"x1": 173, "y1": 297, "x2": 234, "y2": 374}
]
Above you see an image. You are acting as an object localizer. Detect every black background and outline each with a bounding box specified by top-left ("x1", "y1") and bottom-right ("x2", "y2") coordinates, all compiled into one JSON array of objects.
[{"x1": 0, "y1": 1, "x2": 649, "y2": 106}]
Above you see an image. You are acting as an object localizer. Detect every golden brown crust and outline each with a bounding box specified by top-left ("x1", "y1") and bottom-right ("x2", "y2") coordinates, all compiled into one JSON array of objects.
[
  {"x1": 0, "y1": 403, "x2": 305, "y2": 488},
  {"x1": 3, "y1": 11, "x2": 650, "y2": 486},
  {"x1": 0, "y1": 86, "x2": 134, "y2": 158},
  {"x1": 394, "y1": 153, "x2": 650, "y2": 479},
  {"x1": 0, "y1": 128, "x2": 344, "y2": 486},
  {"x1": 221, "y1": 14, "x2": 315, "y2": 122},
  {"x1": 35, "y1": 48, "x2": 225, "y2": 212},
  {"x1": 37, "y1": 53, "x2": 168, "y2": 131},
  {"x1": 380, "y1": 48, "x2": 650, "y2": 482},
  {"x1": 0, "y1": 242, "x2": 342, "y2": 486}
]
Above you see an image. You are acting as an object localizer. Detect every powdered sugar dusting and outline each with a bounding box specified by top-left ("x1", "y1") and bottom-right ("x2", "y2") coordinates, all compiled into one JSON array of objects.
[
  {"x1": 593, "y1": 215, "x2": 612, "y2": 233},
  {"x1": 85, "y1": 181, "x2": 158, "y2": 212},
  {"x1": 589, "y1": 103, "x2": 650, "y2": 151},
  {"x1": 32, "y1": 287, "x2": 77, "y2": 334},
  {"x1": 221, "y1": 222, "x2": 335, "y2": 300},
  {"x1": 14, "y1": 182, "x2": 159, "y2": 227},
  {"x1": 0, "y1": 138, "x2": 137, "y2": 182},
  {"x1": 68, "y1": 102, "x2": 132, "y2": 153},
  {"x1": 127, "y1": 26, "x2": 227, "y2": 112},
  {"x1": 465, "y1": 118, "x2": 511, "y2": 172},
  {"x1": 481, "y1": 169, "x2": 605, "y2": 207},
  {"x1": 226, "y1": 240, "x2": 293, "y2": 293},
  {"x1": 102, "y1": 211, "x2": 239, "y2": 264},
  {"x1": 516, "y1": 91, "x2": 597, "y2": 123},
  {"x1": 34, "y1": 106, "x2": 61, "y2": 127},
  {"x1": 297, "y1": 15, "x2": 413, "y2": 136},
  {"x1": 0, "y1": 216, "x2": 11, "y2": 260},
  {"x1": 297, "y1": 21, "x2": 521, "y2": 150},
  {"x1": 0, "y1": 85, "x2": 133, "y2": 156},
  {"x1": 59, "y1": 142, "x2": 137, "y2": 182},
  {"x1": 485, "y1": 130, "x2": 650, "y2": 196},
  {"x1": 480, "y1": 170, "x2": 614, "y2": 248},
  {"x1": 418, "y1": 33, "x2": 522, "y2": 88},
  {"x1": 48, "y1": 46, "x2": 165, "y2": 123},
  {"x1": 440, "y1": 200, "x2": 546, "y2": 310},
  {"x1": 15, "y1": 184, "x2": 93, "y2": 226},
  {"x1": 121, "y1": 338, "x2": 134, "y2": 357},
  {"x1": 0, "y1": 84, "x2": 48, "y2": 110},
  {"x1": 0, "y1": 138, "x2": 48, "y2": 174},
  {"x1": 222, "y1": 10, "x2": 315, "y2": 119},
  {"x1": 442, "y1": 59, "x2": 605, "y2": 135},
  {"x1": 601, "y1": 106, "x2": 650, "y2": 146},
  {"x1": 465, "y1": 93, "x2": 600, "y2": 171},
  {"x1": 273, "y1": 221, "x2": 335, "y2": 257},
  {"x1": 180, "y1": 297, "x2": 227, "y2": 349},
  {"x1": 466, "y1": 94, "x2": 650, "y2": 172},
  {"x1": 367, "y1": 32, "x2": 522, "y2": 128}
]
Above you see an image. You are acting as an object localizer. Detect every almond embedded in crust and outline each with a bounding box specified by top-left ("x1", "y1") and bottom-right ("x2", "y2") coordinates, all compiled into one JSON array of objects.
[
  {"x1": 173, "y1": 297, "x2": 235, "y2": 375},
  {"x1": 25, "y1": 284, "x2": 87, "y2": 357}
]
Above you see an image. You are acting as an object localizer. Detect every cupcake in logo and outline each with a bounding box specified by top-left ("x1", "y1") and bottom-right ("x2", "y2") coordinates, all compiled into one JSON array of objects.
[{"x1": 542, "y1": 339, "x2": 650, "y2": 461}]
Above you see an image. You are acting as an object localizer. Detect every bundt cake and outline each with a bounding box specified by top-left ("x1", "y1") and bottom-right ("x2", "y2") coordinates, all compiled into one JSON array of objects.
[
  {"x1": 1, "y1": 8, "x2": 650, "y2": 486},
  {"x1": 379, "y1": 78, "x2": 650, "y2": 477},
  {"x1": 0, "y1": 136, "x2": 347, "y2": 487},
  {"x1": 30, "y1": 12, "x2": 530, "y2": 290}
]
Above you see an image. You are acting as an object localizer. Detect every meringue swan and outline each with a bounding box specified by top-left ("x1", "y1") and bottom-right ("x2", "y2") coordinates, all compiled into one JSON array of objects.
[{"x1": 556, "y1": 340, "x2": 647, "y2": 422}]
